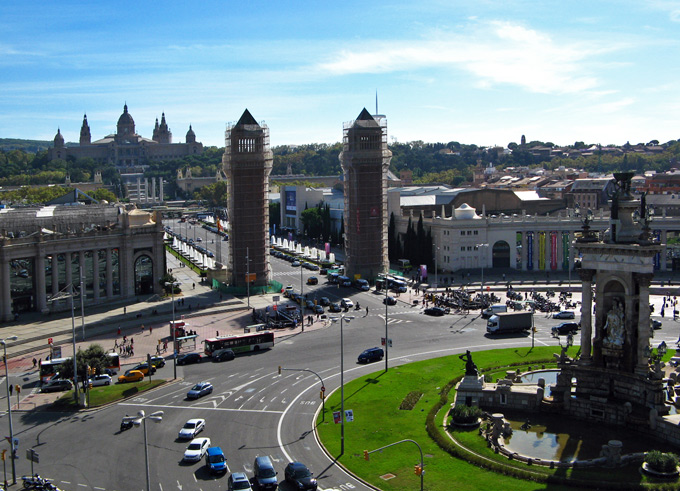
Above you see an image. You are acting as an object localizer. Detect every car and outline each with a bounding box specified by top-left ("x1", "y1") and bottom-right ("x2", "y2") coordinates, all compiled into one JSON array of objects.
[
  {"x1": 196, "y1": 237, "x2": 203, "y2": 242},
  {"x1": 253, "y1": 455, "x2": 278, "y2": 490},
  {"x1": 118, "y1": 370, "x2": 144, "y2": 383},
  {"x1": 213, "y1": 348, "x2": 235, "y2": 362},
  {"x1": 358, "y1": 347, "x2": 384, "y2": 364},
  {"x1": 177, "y1": 353, "x2": 202, "y2": 365},
  {"x1": 319, "y1": 296, "x2": 330, "y2": 306},
  {"x1": 131, "y1": 363, "x2": 156, "y2": 376},
  {"x1": 284, "y1": 285, "x2": 295, "y2": 297},
  {"x1": 319, "y1": 268, "x2": 328, "y2": 275},
  {"x1": 228, "y1": 471, "x2": 253, "y2": 490},
  {"x1": 183, "y1": 437, "x2": 211, "y2": 462},
  {"x1": 178, "y1": 418, "x2": 206, "y2": 440},
  {"x1": 552, "y1": 322, "x2": 580, "y2": 335},
  {"x1": 187, "y1": 381, "x2": 213, "y2": 399},
  {"x1": 653, "y1": 319, "x2": 663, "y2": 329},
  {"x1": 149, "y1": 356, "x2": 166, "y2": 368},
  {"x1": 305, "y1": 300, "x2": 315, "y2": 310},
  {"x1": 312, "y1": 304, "x2": 324, "y2": 314},
  {"x1": 383, "y1": 296, "x2": 397, "y2": 305},
  {"x1": 306, "y1": 276, "x2": 318, "y2": 285},
  {"x1": 88, "y1": 374, "x2": 112, "y2": 387},
  {"x1": 284, "y1": 461, "x2": 318, "y2": 490},
  {"x1": 354, "y1": 279, "x2": 370, "y2": 291},
  {"x1": 41, "y1": 379, "x2": 73, "y2": 393},
  {"x1": 292, "y1": 261, "x2": 301, "y2": 267},
  {"x1": 104, "y1": 368, "x2": 118, "y2": 376},
  {"x1": 205, "y1": 446, "x2": 227, "y2": 474},
  {"x1": 553, "y1": 311, "x2": 575, "y2": 319},
  {"x1": 329, "y1": 303, "x2": 342, "y2": 312},
  {"x1": 340, "y1": 298, "x2": 354, "y2": 309},
  {"x1": 424, "y1": 307, "x2": 448, "y2": 316}
]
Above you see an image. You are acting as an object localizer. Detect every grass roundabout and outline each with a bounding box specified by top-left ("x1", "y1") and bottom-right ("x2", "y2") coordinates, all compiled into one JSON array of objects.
[{"x1": 315, "y1": 346, "x2": 679, "y2": 490}]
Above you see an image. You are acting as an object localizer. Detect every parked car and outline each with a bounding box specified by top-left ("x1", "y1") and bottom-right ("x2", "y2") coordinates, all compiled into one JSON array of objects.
[
  {"x1": 306, "y1": 276, "x2": 318, "y2": 285},
  {"x1": 228, "y1": 471, "x2": 253, "y2": 490},
  {"x1": 319, "y1": 268, "x2": 328, "y2": 275},
  {"x1": 284, "y1": 461, "x2": 318, "y2": 490},
  {"x1": 383, "y1": 296, "x2": 397, "y2": 305},
  {"x1": 340, "y1": 298, "x2": 354, "y2": 309},
  {"x1": 131, "y1": 363, "x2": 156, "y2": 376},
  {"x1": 177, "y1": 353, "x2": 202, "y2": 365},
  {"x1": 424, "y1": 307, "x2": 448, "y2": 316},
  {"x1": 319, "y1": 296, "x2": 330, "y2": 306},
  {"x1": 183, "y1": 437, "x2": 211, "y2": 462},
  {"x1": 552, "y1": 322, "x2": 580, "y2": 335},
  {"x1": 88, "y1": 374, "x2": 112, "y2": 387},
  {"x1": 187, "y1": 382, "x2": 213, "y2": 399},
  {"x1": 358, "y1": 347, "x2": 384, "y2": 364},
  {"x1": 329, "y1": 303, "x2": 342, "y2": 313},
  {"x1": 205, "y1": 446, "x2": 227, "y2": 474},
  {"x1": 149, "y1": 356, "x2": 166, "y2": 368},
  {"x1": 178, "y1": 418, "x2": 205, "y2": 440},
  {"x1": 213, "y1": 349, "x2": 235, "y2": 362},
  {"x1": 553, "y1": 311, "x2": 575, "y2": 319},
  {"x1": 41, "y1": 379, "x2": 73, "y2": 393},
  {"x1": 291, "y1": 261, "x2": 301, "y2": 267},
  {"x1": 653, "y1": 319, "x2": 663, "y2": 329},
  {"x1": 312, "y1": 305, "x2": 324, "y2": 314},
  {"x1": 118, "y1": 370, "x2": 144, "y2": 383}
]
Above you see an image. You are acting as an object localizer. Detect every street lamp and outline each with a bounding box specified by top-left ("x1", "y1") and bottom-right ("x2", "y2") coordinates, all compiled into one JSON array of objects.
[
  {"x1": 123, "y1": 410, "x2": 163, "y2": 491},
  {"x1": 476, "y1": 244, "x2": 489, "y2": 302},
  {"x1": 1, "y1": 336, "x2": 18, "y2": 485},
  {"x1": 47, "y1": 284, "x2": 80, "y2": 405},
  {"x1": 165, "y1": 281, "x2": 181, "y2": 380},
  {"x1": 329, "y1": 314, "x2": 354, "y2": 455}
]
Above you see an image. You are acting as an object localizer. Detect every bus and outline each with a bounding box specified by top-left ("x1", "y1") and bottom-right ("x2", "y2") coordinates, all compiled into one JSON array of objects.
[
  {"x1": 378, "y1": 273, "x2": 408, "y2": 293},
  {"x1": 39, "y1": 352, "x2": 121, "y2": 383},
  {"x1": 204, "y1": 331, "x2": 275, "y2": 357}
]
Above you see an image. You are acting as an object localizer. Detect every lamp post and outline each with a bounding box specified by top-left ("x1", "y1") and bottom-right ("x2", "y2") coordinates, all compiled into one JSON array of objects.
[
  {"x1": 246, "y1": 247, "x2": 251, "y2": 309},
  {"x1": 123, "y1": 410, "x2": 163, "y2": 491},
  {"x1": 1, "y1": 336, "x2": 18, "y2": 485},
  {"x1": 384, "y1": 269, "x2": 389, "y2": 372},
  {"x1": 329, "y1": 314, "x2": 354, "y2": 455},
  {"x1": 476, "y1": 244, "x2": 489, "y2": 301},
  {"x1": 47, "y1": 284, "x2": 79, "y2": 405},
  {"x1": 165, "y1": 281, "x2": 181, "y2": 380}
]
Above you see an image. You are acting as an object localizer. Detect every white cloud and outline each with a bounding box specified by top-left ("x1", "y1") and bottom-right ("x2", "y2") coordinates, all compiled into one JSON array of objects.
[
  {"x1": 645, "y1": 0, "x2": 680, "y2": 21},
  {"x1": 317, "y1": 21, "x2": 621, "y2": 95}
]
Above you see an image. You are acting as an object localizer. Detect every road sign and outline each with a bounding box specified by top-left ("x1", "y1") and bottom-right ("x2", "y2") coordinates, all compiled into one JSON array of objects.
[
  {"x1": 26, "y1": 449, "x2": 38, "y2": 463},
  {"x1": 272, "y1": 295, "x2": 280, "y2": 302}
]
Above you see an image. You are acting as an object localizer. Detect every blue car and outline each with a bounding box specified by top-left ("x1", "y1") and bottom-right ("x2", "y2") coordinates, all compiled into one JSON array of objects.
[
  {"x1": 206, "y1": 447, "x2": 227, "y2": 474},
  {"x1": 187, "y1": 381, "x2": 213, "y2": 400}
]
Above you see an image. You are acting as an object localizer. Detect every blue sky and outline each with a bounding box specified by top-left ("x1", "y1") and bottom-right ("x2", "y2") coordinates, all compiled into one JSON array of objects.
[{"x1": 1, "y1": 1, "x2": 679, "y2": 148}]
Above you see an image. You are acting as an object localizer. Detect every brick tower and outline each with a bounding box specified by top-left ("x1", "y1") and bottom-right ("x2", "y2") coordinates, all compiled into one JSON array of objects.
[
  {"x1": 340, "y1": 108, "x2": 392, "y2": 281},
  {"x1": 222, "y1": 109, "x2": 273, "y2": 287}
]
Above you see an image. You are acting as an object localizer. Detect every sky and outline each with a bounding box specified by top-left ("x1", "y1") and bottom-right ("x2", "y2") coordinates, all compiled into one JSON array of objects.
[{"x1": 1, "y1": 0, "x2": 679, "y2": 149}]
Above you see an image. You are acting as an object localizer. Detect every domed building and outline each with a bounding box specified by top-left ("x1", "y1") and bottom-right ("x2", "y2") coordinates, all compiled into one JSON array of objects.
[{"x1": 47, "y1": 104, "x2": 203, "y2": 168}]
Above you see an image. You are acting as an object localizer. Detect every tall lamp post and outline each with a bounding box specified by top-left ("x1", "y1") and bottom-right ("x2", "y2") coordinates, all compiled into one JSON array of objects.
[
  {"x1": 165, "y1": 281, "x2": 181, "y2": 379},
  {"x1": 1, "y1": 336, "x2": 18, "y2": 485},
  {"x1": 123, "y1": 410, "x2": 164, "y2": 491},
  {"x1": 384, "y1": 269, "x2": 389, "y2": 372},
  {"x1": 329, "y1": 314, "x2": 354, "y2": 455},
  {"x1": 47, "y1": 284, "x2": 80, "y2": 405},
  {"x1": 476, "y1": 244, "x2": 489, "y2": 301}
]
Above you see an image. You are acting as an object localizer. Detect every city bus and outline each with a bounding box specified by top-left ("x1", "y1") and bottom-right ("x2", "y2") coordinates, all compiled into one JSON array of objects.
[
  {"x1": 204, "y1": 331, "x2": 275, "y2": 357},
  {"x1": 377, "y1": 273, "x2": 408, "y2": 293},
  {"x1": 39, "y1": 352, "x2": 121, "y2": 383}
]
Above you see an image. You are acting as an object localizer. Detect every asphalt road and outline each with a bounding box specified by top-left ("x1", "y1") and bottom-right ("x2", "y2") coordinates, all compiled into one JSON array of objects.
[{"x1": 5, "y1": 237, "x2": 679, "y2": 491}]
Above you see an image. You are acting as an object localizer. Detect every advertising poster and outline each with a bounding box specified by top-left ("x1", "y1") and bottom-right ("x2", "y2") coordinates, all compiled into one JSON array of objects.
[
  {"x1": 420, "y1": 264, "x2": 428, "y2": 280},
  {"x1": 527, "y1": 232, "x2": 533, "y2": 270},
  {"x1": 345, "y1": 409, "x2": 354, "y2": 423},
  {"x1": 285, "y1": 190, "x2": 296, "y2": 213},
  {"x1": 562, "y1": 232, "x2": 570, "y2": 270},
  {"x1": 325, "y1": 243, "x2": 331, "y2": 254},
  {"x1": 550, "y1": 232, "x2": 557, "y2": 270},
  {"x1": 333, "y1": 411, "x2": 342, "y2": 424},
  {"x1": 538, "y1": 232, "x2": 546, "y2": 270}
]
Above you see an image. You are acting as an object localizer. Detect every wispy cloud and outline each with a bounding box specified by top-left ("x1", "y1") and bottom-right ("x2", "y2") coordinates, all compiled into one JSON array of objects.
[
  {"x1": 318, "y1": 21, "x2": 624, "y2": 95},
  {"x1": 645, "y1": 0, "x2": 680, "y2": 21}
]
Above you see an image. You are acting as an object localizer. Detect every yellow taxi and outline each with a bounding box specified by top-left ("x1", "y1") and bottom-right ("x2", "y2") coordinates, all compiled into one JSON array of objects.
[{"x1": 118, "y1": 370, "x2": 144, "y2": 383}]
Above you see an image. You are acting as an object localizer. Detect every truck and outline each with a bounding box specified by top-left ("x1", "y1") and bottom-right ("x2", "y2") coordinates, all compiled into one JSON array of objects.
[{"x1": 486, "y1": 311, "x2": 533, "y2": 334}]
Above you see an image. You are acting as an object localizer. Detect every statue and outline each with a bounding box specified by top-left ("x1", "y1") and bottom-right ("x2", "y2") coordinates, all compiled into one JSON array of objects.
[
  {"x1": 603, "y1": 300, "x2": 625, "y2": 348},
  {"x1": 459, "y1": 350, "x2": 479, "y2": 376}
]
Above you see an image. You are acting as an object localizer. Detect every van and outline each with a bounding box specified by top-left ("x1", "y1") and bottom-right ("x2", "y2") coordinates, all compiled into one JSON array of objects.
[
  {"x1": 358, "y1": 347, "x2": 384, "y2": 364},
  {"x1": 253, "y1": 455, "x2": 278, "y2": 490},
  {"x1": 328, "y1": 273, "x2": 339, "y2": 284},
  {"x1": 482, "y1": 304, "x2": 507, "y2": 318},
  {"x1": 354, "y1": 279, "x2": 369, "y2": 291},
  {"x1": 205, "y1": 447, "x2": 227, "y2": 474}
]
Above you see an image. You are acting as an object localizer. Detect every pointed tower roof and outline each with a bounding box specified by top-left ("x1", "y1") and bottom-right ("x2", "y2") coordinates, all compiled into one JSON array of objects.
[
  {"x1": 352, "y1": 107, "x2": 379, "y2": 128},
  {"x1": 236, "y1": 109, "x2": 259, "y2": 127},
  {"x1": 54, "y1": 128, "x2": 64, "y2": 142}
]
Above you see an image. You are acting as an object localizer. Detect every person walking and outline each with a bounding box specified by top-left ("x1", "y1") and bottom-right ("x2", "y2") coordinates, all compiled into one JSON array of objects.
[{"x1": 32, "y1": 358, "x2": 37, "y2": 369}]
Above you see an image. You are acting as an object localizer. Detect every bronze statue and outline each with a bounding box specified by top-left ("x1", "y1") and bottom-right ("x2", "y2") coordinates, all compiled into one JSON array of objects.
[{"x1": 459, "y1": 350, "x2": 479, "y2": 376}]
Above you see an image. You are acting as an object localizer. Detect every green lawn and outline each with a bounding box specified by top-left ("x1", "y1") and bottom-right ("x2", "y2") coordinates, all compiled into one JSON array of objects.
[
  {"x1": 54, "y1": 379, "x2": 166, "y2": 409},
  {"x1": 315, "y1": 346, "x2": 675, "y2": 490}
]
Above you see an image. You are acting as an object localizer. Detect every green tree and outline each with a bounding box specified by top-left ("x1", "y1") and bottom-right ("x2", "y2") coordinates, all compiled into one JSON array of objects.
[
  {"x1": 90, "y1": 188, "x2": 117, "y2": 202},
  {"x1": 300, "y1": 207, "x2": 323, "y2": 239},
  {"x1": 56, "y1": 344, "x2": 110, "y2": 388}
]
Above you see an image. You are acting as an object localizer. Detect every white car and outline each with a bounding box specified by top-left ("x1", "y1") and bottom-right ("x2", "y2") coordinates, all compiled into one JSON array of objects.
[
  {"x1": 183, "y1": 437, "x2": 211, "y2": 462},
  {"x1": 178, "y1": 418, "x2": 205, "y2": 440},
  {"x1": 88, "y1": 374, "x2": 112, "y2": 387},
  {"x1": 341, "y1": 298, "x2": 354, "y2": 309}
]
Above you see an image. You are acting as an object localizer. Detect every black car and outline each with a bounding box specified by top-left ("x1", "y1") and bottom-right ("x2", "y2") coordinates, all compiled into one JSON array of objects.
[
  {"x1": 41, "y1": 379, "x2": 73, "y2": 393},
  {"x1": 424, "y1": 307, "x2": 448, "y2": 316},
  {"x1": 358, "y1": 347, "x2": 384, "y2": 364},
  {"x1": 551, "y1": 322, "x2": 580, "y2": 335},
  {"x1": 329, "y1": 303, "x2": 342, "y2": 313},
  {"x1": 383, "y1": 296, "x2": 397, "y2": 305},
  {"x1": 177, "y1": 353, "x2": 202, "y2": 365},
  {"x1": 319, "y1": 296, "x2": 331, "y2": 306},
  {"x1": 213, "y1": 349, "x2": 235, "y2": 362},
  {"x1": 284, "y1": 462, "x2": 317, "y2": 490}
]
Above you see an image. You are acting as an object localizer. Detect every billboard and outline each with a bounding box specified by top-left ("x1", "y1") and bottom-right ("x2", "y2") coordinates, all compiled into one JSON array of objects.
[{"x1": 285, "y1": 190, "x2": 296, "y2": 214}]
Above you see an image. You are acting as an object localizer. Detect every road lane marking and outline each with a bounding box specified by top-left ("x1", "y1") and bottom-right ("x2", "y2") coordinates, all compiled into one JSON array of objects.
[{"x1": 118, "y1": 402, "x2": 283, "y2": 414}]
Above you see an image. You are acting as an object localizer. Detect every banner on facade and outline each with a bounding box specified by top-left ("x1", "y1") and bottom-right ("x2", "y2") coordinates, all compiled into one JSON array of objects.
[
  {"x1": 527, "y1": 232, "x2": 533, "y2": 270},
  {"x1": 550, "y1": 232, "x2": 557, "y2": 270},
  {"x1": 562, "y1": 232, "x2": 570, "y2": 270},
  {"x1": 538, "y1": 232, "x2": 546, "y2": 270}
]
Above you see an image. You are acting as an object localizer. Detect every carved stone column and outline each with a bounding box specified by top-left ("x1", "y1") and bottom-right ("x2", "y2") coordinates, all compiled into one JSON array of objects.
[
  {"x1": 578, "y1": 268, "x2": 595, "y2": 363},
  {"x1": 105, "y1": 248, "x2": 113, "y2": 298},
  {"x1": 93, "y1": 249, "x2": 100, "y2": 302},
  {"x1": 0, "y1": 252, "x2": 11, "y2": 321},
  {"x1": 635, "y1": 273, "x2": 653, "y2": 375}
]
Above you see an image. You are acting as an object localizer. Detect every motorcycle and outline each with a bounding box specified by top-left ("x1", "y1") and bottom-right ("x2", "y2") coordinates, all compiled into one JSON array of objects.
[
  {"x1": 22, "y1": 475, "x2": 56, "y2": 490},
  {"x1": 354, "y1": 302, "x2": 361, "y2": 311},
  {"x1": 120, "y1": 417, "x2": 134, "y2": 431}
]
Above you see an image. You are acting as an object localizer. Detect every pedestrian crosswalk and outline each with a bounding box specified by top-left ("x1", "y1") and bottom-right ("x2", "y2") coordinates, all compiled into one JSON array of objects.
[{"x1": 377, "y1": 315, "x2": 412, "y2": 324}]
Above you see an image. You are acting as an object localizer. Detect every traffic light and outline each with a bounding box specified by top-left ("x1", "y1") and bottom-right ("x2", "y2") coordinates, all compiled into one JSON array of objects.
[
  {"x1": 363, "y1": 450, "x2": 369, "y2": 461},
  {"x1": 414, "y1": 464, "x2": 422, "y2": 476},
  {"x1": 320, "y1": 386, "x2": 325, "y2": 400}
]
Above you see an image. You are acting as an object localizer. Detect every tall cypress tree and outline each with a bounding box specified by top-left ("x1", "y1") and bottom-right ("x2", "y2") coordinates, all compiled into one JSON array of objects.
[
  {"x1": 388, "y1": 212, "x2": 396, "y2": 262},
  {"x1": 404, "y1": 216, "x2": 413, "y2": 264},
  {"x1": 416, "y1": 212, "x2": 426, "y2": 266}
]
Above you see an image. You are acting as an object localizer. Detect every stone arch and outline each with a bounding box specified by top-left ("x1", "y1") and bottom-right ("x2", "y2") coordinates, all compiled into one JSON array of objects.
[
  {"x1": 133, "y1": 253, "x2": 154, "y2": 295},
  {"x1": 492, "y1": 240, "x2": 511, "y2": 268}
]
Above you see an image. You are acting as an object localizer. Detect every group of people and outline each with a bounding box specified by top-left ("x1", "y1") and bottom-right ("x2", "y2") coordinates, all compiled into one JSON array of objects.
[{"x1": 114, "y1": 336, "x2": 135, "y2": 357}]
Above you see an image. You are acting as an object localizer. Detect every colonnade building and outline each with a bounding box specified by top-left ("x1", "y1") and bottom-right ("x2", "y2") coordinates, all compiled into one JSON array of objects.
[{"x1": 0, "y1": 204, "x2": 165, "y2": 322}]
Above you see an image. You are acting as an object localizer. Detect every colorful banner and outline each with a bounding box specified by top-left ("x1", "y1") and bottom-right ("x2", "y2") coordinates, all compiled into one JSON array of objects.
[
  {"x1": 420, "y1": 264, "x2": 428, "y2": 280},
  {"x1": 655, "y1": 230, "x2": 661, "y2": 269},
  {"x1": 325, "y1": 242, "x2": 331, "y2": 254},
  {"x1": 538, "y1": 232, "x2": 546, "y2": 270},
  {"x1": 550, "y1": 232, "x2": 557, "y2": 270},
  {"x1": 562, "y1": 232, "x2": 570, "y2": 270},
  {"x1": 285, "y1": 190, "x2": 296, "y2": 212},
  {"x1": 527, "y1": 232, "x2": 533, "y2": 270}
]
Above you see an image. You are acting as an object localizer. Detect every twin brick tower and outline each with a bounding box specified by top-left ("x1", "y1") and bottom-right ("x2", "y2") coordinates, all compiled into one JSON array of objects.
[{"x1": 223, "y1": 108, "x2": 391, "y2": 288}]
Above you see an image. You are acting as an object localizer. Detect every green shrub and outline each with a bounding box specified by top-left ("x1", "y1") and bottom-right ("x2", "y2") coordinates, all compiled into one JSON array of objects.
[
  {"x1": 645, "y1": 450, "x2": 678, "y2": 473},
  {"x1": 449, "y1": 404, "x2": 482, "y2": 424},
  {"x1": 399, "y1": 391, "x2": 423, "y2": 410}
]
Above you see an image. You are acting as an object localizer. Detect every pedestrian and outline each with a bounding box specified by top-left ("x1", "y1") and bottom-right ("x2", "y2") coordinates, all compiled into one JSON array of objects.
[
  {"x1": 149, "y1": 325, "x2": 153, "y2": 334},
  {"x1": 130, "y1": 337, "x2": 134, "y2": 346},
  {"x1": 9, "y1": 385, "x2": 12, "y2": 396},
  {"x1": 38, "y1": 358, "x2": 41, "y2": 367},
  {"x1": 32, "y1": 358, "x2": 37, "y2": 369},
  {"x1": 216, "y1": 331, "x2": 219, "y2": 337},
  {"x1": 124, "y1": 306, "x2": 127, "y2": 315},
  {"x1": 123, "y1": 335, "x2": 127, "y2": 343},
  {"x1": 117, "y1": 327, "x2": 121, "y2": 336},
  {"x1": 366, "y1": 306, "x2": 369, "y2": 316},
  {"x1": 114, "y1": 339, "x2": 118, "y2": 348},
  {"x1": 141, "y1": 324, "x2": 144, "y2": 333},
  {"x1": 193, "y1": 283, "x2": 195, "y2": 289}
]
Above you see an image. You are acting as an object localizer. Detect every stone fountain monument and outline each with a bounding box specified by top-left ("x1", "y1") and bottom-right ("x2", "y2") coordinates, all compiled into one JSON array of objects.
[{"x1": 551, "y1": 172, "x2": 672, "y2": 434}]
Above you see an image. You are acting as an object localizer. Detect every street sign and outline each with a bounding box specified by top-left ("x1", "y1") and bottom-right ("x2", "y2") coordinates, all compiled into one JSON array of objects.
[
  {"x1": 272, "y1": 295, "x2": 280, "y2": 302},
  {"x1": 345, "y1": 409, "x2": 354, "y2": 422},
  {"x1": 26, "y1": 449, "x2": 38, "y2": 463},
  {"x1": 333, "y1": 411, "x2": 342, "y2": 424},
  {"x1": 47, "y1": 338, "x2": 53, "y2": 345}
]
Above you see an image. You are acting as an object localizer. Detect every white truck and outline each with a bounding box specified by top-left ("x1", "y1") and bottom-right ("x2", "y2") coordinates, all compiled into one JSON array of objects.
[{"x1": 486, "y1": 311, "x2": 533, "y2": 334}]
